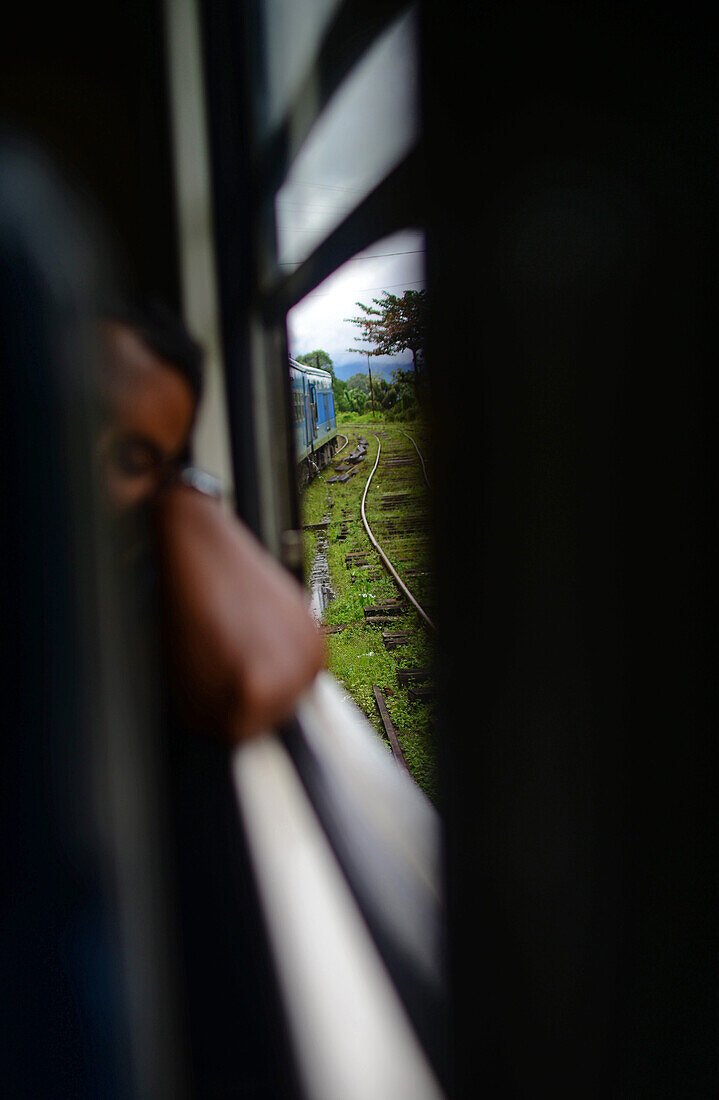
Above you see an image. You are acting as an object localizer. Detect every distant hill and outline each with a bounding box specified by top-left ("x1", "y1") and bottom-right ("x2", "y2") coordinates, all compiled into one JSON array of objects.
[{"x1": 334, "y1": 357, "x2": 412, "y2": 382}]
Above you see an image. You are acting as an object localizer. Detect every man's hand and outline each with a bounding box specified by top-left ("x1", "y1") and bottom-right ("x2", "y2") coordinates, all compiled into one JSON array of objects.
[{"x1": 154, "y1": 484, "x2": 326, "y2": 742}]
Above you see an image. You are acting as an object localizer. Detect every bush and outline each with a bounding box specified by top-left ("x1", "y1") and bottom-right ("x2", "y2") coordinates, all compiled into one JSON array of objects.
[{"x1": 384, "y1": 397, "x2": 417, "y2": 421}]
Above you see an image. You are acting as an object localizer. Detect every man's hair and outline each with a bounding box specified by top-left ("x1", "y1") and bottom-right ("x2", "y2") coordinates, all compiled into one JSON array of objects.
[{"x1": 102, "y1": 298, "x2": 204, "y2": 403}]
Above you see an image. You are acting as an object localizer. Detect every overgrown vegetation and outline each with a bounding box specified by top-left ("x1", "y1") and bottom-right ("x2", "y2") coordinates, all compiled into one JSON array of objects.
[
  {"x1": 300, "y1": 421, "x2": 438, "y2": 801},
  {"x1": 293, "y1": 342, "x2": 426, "y2": 419}
]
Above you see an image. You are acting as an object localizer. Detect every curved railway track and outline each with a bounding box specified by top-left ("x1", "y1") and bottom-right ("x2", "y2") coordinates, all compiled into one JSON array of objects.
[
  {"x1": 356, "y1": 425, "x2": 436, "y2": 772},
  {"x1": 361, "y1": 434, "x2": 435, "y2": 630},
  {"x1": 309, "y1": 423, "x2": 436, "y2": 781},
  {"x1": 400, "y1": 430, "x2": 431, "y2": 488}
]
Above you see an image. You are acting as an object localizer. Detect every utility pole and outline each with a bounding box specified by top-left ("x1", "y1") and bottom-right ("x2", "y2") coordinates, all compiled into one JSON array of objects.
[
  {"x1": 346, "y1": 345, "x2": 376, "y2": 414},
  {"x1": 367, "y1": 351, "x2": 375, "y2": 414}
]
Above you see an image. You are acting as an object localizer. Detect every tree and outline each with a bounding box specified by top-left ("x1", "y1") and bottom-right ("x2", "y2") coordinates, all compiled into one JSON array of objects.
[
  {"x1": 381, "y1": 383, "x2": 398, "y2": 410},
  {"x1": 344, "y1": 347, "x2": 379, "y2": 413},
  {"x1": 345, "y1": 387, "x2": 367, "y2": 415},
  {"x1": 345, "y1": 289, "x2": 427, "y2": 399},
  {"x1": 333, "y1": 377, "x2": 349, "y2": 410},
  {"x1": 295, "y1": 349, "x2": 336, "y2": 383},
  {"x1": 390, "y1": 367, "x2": 416, "y2": 418},
  {"x1": 345, "y1": 372, "x2": 370, "y2": 393}
]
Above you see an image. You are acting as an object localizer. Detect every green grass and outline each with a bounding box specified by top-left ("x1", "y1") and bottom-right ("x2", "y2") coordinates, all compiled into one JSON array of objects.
[
  {"x1": 336, "y1": 410, "x2": 385, "y2": 427},
  {"x1": 300, "y1": 421, "x2": 438, "y2": 801}
]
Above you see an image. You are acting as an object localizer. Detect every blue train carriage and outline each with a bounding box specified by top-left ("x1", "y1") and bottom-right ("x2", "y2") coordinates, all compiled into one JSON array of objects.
[{"x1": 289, "y1": 356, "x2": 338, "y2": 486}]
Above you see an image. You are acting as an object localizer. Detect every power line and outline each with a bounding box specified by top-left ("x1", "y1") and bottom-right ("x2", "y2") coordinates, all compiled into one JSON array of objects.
[
  {"x1": 276, "y1": 201, "x2": 353, "y2": 213},
  {"x1": 298, "y1": 279, "x2": 425, "y2": 299},
  {"x1": 282, "y1": 181, "x2": 367, "y2": 194},
  {"x1": 279, "y1": 249, "x2": 425, "y2": 267},
  {"x1": 347, "y1": 249, "x2": 425, "y2": 260}
]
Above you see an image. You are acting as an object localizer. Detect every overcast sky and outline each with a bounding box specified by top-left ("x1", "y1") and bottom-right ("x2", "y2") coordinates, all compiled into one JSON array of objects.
[{"x1": 286, "y1": 227, "x2": 425, "y2": 379}]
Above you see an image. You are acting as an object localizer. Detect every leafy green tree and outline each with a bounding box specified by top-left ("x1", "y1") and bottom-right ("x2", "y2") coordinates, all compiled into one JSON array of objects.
[
  {"x1": 381, "y1": 383, "x2": 398, "y2": 410},
  {"x1": 387, "y1": 367, "x2": 416, "y2": 418},
  {"x1": 345, "y1": 371, "x2": 370, "y2": 393},
  {"x1": 346, "y1": 289, "x2": 427, "y2": 398},
  {"x1": 345, "y1": 387, "x2": 367, "y2": 414},
  {"x1": 344, "y1": 348, "x2": 381, "y2": 412},
  {"x1": 333, "y1": 377, "x2": 349, "y2": 410},
  {"x1": 392, "y1": 366, "x2": 414, "y2": 388},
  {"x1": 334, "y1": 382, "x2": 351, "y2": 412}
]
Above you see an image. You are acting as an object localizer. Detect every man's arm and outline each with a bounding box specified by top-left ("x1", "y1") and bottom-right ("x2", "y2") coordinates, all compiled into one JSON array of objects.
[{"x1": 153, "y1": 483, "x2": 326, "y2": 742}]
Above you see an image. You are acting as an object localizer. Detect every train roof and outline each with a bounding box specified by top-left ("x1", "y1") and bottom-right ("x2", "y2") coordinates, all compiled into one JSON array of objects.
[{"x1": 289, "y1": 355, "x2": 333, "y2": 382}]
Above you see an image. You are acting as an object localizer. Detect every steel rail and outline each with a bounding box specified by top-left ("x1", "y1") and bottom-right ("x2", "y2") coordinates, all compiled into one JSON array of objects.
[
  {"x1": 360, "y1": 435, "x2": 436, "y2": 631},
  {"x1": 401, "y1": 430, "x2": 430, "y2": 488}
]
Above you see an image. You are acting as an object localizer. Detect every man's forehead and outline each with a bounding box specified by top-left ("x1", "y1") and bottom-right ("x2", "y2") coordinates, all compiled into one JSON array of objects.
[
  {"x1": 99, "y1": 321, "x2": 195, "y2": 419},
  {"x1": 101, "y1": 319, "x2": 169, "y2": 380}
]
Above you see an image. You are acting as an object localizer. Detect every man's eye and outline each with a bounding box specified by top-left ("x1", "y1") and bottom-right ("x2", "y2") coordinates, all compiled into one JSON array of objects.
[{"x1": 110, "y1": 439, "x2": 160, "y2": 477}]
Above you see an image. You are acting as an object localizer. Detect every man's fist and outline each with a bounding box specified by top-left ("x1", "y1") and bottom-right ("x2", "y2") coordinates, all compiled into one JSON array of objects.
[{"x1": 154, "y1": 484, "x2": 326, "y2": 742}]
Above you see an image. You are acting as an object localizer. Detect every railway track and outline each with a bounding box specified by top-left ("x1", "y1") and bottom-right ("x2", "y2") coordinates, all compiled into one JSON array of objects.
[
  {"x1": 352, "y1": 425, "x2": 436, "y2": 772},
  {"x1": 401, "y1": 430, "x2": 430, "y2": 488},
  {"x1": 360, "y1": 434, "x2": 435, "y2": 630},
  {"x1": 308, "y1": 423, "x2": 437, "y2": 785}
]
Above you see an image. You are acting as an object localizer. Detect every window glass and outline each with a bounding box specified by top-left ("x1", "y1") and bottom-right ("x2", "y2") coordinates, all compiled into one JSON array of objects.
[
  {"x1": 256, "y1": 0, "x2": 342, "y2": 135},
  {"x1": 274, "y1": 8, "x2": 418, "y2": 271}
]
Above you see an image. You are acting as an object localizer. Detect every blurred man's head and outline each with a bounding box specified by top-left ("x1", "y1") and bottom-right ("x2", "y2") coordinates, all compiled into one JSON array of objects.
[{"x1": 96, "y1": 302, "x2": 203, "y2": 514}]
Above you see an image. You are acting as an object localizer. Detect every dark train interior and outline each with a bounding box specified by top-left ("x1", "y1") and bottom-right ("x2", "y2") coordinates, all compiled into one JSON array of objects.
[{"x1": 2, "y1": 1, "x2": 719, "y2": 1096}]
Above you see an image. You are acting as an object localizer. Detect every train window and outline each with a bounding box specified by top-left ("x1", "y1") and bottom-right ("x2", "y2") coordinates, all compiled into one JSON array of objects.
[
  {"x1": 195, "y1": 0, "x2": 446, "y2": 1093},
  {"x1": 255, "y1": 0, "x2": 345, "y2": 135},
  {"x1": 286, "y1": 228, "x2": 436, "y2": 797},
  {"x1": 273, "y1": 7, "x2": 419, "y2": 271},
  {"x1": 254, "y1": 0, "x2": 344, "y2": 136}
]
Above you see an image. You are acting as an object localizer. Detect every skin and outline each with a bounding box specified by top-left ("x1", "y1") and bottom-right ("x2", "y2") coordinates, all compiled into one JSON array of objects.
[
  {"x1": 96, "y1": 320, "x2": 196, "y2": 514},
  {"x1": 97, "y1": 319, "x2": 325, "y2": 741},
  {"x1": 153, "y1": 484, "x2": 326, "y2": 742}
]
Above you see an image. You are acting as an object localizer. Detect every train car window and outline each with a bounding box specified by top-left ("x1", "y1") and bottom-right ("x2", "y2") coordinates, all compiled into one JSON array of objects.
[
  {"x1": 195, "y1": 0, "x2": 447, "y2": 1094},
  {"x1": 273, "y1": 7, "x2": 419, "y2": 270},
  {"x1": 255, "y1": 0, "x2": 344, "y2": 136},
  {"x1": 287, "y1": 232, "x2": 437, "y2": 804}
]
